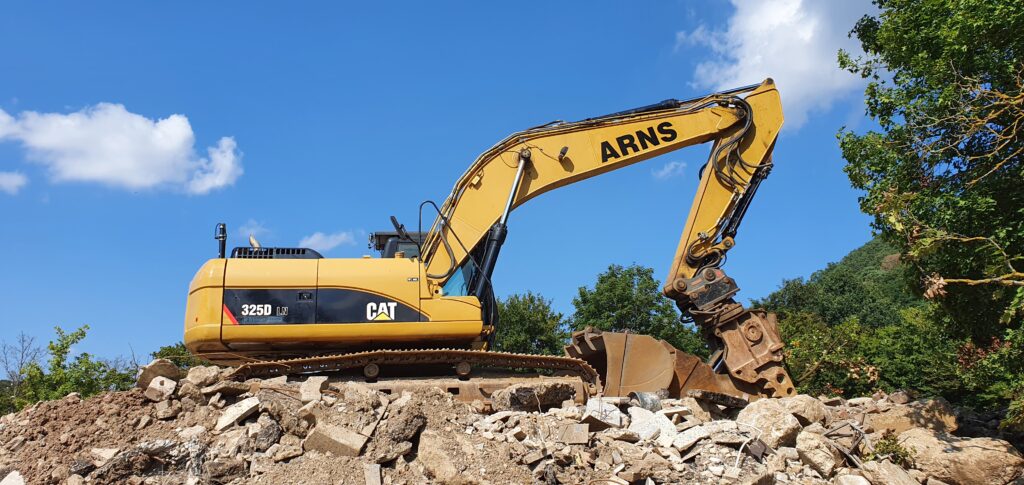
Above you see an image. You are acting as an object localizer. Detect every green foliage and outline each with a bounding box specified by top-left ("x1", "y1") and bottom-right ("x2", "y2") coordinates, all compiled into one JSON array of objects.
[
  {"x1": 836, "y1": 0, "x2": 1024, "y2": 429},
  {"x1": 17, "y1": 326, "x2": 135, "y2": 408},
  {"x1": 767, "y1": 238, "x2": 963, "y2": 399},
  {"x1": 151, "y1": 342, "x2": 209, "y2": 370},
  {"x1": 571, "y1": 264, "x2": 707, "y2": 358},
  {"x1": 758, "y1": 239, "x2": 924, "y2": 327},
  {"x1": 866, "y1": 430, "x2": 915, "y2": 467},
  {"x1": 0, "y1": 380, "x2": 14, "y2": 415},
  {"x1": 495, "y1": 292, "x2": 569, "y2": 355}
]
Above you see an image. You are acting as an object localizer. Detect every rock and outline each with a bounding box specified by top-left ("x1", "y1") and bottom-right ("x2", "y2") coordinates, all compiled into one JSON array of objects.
[
  {"x1": 417, "y1": 430, "x2": 458, "y2": 480},
  {"x1": 846, "y1": 397, "x2": 874, "y2": 406},
  {"x1": 866, "y1": 397, "x2": 958, "y2": 436},
  {"x1": 178, "y1": 425, "x2": 207, "y2": 440},
  {"x1": 68, "y1": 460, "x2": 95, "y2": 477},
  {"x1": 0, "y1": 471, "x2": 25, "y2": 485},
  {"x1": 143, "y1": 376, "x2": 176, "y2": 402},
  {"x1": 136, "y1": 359, "x2": 181, "y2": 389},
  {"x1": 203, "y1": 458, "x2": 246, "y2": 483},
  {"x1": 671, "y1": 425, "x2": 709, "y2": 452},
  {"x1": 300, "y1": 376, "x2": 328, "y2": 403},
  {"x1": 735, "y1": 398, "x2": 802, "y2": 448},
  {"x1": 553, "y1": 423, "x2": 590, "y2": 444},
  {"x1": 66, "y1": 475, "x2": 85, "y2": 485},
  {"x1": 201, "y1": 380, "x2": 250, "y2": 397},
  {"x1": 898, "y1": 427, "x2": 1024, "y2": 485},
  {"x1": 627, "y1": 407, "x2": 677, "y2": 447},
  {"x1": 834, "y1": 474, "x2": 871, "y2": 485},
  {"x1": 581, "y1": 398, "x2": 627, "y2": 430},
  {"x1": 374, "y1": 441, "x2": 413, "y2": 463},
  {"x1": 215, "y1": 396, "x2": 260, "y2": 431},
  {"x1": 861, "y1": 459, "x2": 918, "y2": 485},
  {"x1": 250, "y1": 417, "x2": 282, "y2": 452},
  {"x1": 90, "y1": 447, "x2": 120, "y2": 466},
  {"x1": 603, "y1": 429, "x2": 641, "y2": 443},
  {"x1": 491, "y1": 381, "x2": 576, "y2": 412},
  {"x1": 796, "y1": 430, "x2": 841, "y2": 477},
  {"x1": 153, "y1": 399, "x2": 181, "y2": 420},
  {"x1": 271, "y1": 445, "x2": 303, "y2": 462},
  {"x1": 304, "y1": 423, "x2": 368, "y2": 456},
  {"x1": 779, "y1": 395, "x2": 828, "y2": 426},
  {"x1": 184, "y1": 365, "x2": 221, "y2": 387},
  {"x1": 888, "y1": 390, "x2": 911, "y2": 405}
]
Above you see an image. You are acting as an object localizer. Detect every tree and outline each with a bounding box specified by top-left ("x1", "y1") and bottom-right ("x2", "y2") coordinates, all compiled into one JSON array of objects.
[
  {"x1": 0, "y1": 332, "x2": 42, "y2": 413},
  {"x1": 494, "y1": 292, "x2": 569, "y2": 355},
  {"x1": 838, "y1": 0, "x2": 1023, "y2": 428},
  {"x1": 571, "y1": 264, "x2": 707, "y2": 358},
  {"x1": 18, "y1": 325, "x2": 135, "y2": 408}
]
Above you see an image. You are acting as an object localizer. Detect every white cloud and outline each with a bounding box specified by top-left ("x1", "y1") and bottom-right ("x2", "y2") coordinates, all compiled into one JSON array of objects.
[
  {"x1": 652, "y1": 161, "x2": 687, "y2": 180},
  {"x1": 0, "y1": 172, "x2": 28, "y2": 195},
  {"x1": 678, "y1": 0, "x2": 872, "y2": 128},
  {"x1": 299, "y1": 231, "x2": 356, "y2": 252},
  {"x1": 238, "y1": 218, "x2": 269, "y2": 239},
  {"x1": 0, "y1": 103, "x2": 242, "y2": 194}
]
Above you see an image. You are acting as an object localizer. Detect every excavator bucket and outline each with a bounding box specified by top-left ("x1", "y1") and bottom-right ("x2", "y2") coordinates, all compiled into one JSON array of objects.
[{"x1": 565, "y1": 327, "x2": 767, "y2": 401}]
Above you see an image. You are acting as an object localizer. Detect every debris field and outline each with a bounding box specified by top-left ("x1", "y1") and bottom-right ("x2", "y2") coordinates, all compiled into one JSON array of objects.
[{"x1": 1, "y1": 359, "x2": 1022, "y2": 484}]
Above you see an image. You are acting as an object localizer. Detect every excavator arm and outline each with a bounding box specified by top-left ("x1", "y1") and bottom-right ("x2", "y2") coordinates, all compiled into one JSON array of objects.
[{"x1": 420, "y1": 79, "x2": 793, "y2": 398}]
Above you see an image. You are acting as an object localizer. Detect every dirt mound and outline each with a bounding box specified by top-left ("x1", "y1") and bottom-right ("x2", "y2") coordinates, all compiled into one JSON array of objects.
[{"x1": 1, "y1": 360, "x2": 1021, "y2": 485}]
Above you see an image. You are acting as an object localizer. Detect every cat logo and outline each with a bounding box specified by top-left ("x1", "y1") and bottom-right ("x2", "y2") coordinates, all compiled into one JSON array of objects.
[{"x1": 366, "y1": 301, "x2": 398, "y2": 321}]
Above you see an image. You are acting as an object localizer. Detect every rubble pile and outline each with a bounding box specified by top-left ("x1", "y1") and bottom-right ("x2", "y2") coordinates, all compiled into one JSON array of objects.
[{"x1": 0, "y1": 359, "x2": 1022, "y2": 484}]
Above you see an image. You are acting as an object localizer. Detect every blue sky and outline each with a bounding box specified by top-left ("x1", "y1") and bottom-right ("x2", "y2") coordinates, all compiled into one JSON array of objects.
[{"x1": 0, "y1": 1, "x2": 875, "y2": 359}]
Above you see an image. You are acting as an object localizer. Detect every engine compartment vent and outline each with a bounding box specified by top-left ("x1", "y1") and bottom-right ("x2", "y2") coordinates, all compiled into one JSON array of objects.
[{"x1": 230, "y1": 247, "x2": 323, "y2": 259}]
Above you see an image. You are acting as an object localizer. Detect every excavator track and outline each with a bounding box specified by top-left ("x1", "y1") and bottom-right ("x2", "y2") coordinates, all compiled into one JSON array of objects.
[{"x1": 226, "y1": 348, "x2": 603, "y2": 396}]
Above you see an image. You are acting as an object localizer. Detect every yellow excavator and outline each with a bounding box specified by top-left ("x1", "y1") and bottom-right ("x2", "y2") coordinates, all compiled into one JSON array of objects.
[{"x1": 184, "y1": 79, "x2": 794, "y2": 402}]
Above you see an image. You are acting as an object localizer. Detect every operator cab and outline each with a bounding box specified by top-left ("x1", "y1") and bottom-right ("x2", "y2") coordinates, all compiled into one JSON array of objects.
[{"x1": 370, "y1": 231, "x2": 426, "y2": 258}]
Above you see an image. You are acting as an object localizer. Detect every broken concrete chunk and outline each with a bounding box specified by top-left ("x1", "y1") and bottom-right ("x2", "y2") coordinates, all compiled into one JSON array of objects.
[
  {"x1": 582, "y1": 398, "x2": 628, "y2": 431},
  {"x1": 627, "y1": 407, "x2": 677, "y2": 448},
  {"x1": 671, "y1": 425, "x2": 709, "y2": 452},
  {"x1": 418, "y1": 430, "x2": 460, "y2": 480},
  {"x1": 153, "y1": 399, "x2": 181, "y2": 420},
  {"x1": 845, "y1": 397, "x2": 874, "y2": 406},
  {"x1": 898, "y1": 427, "x2": 1024, "y2": 485},
  {"x1": 136, "y1": 359, "x2": 181, "y2": 389},
  {"x1": 144, "y1": 376, "x2": 176, "y2": 402},
  {"x1": 553, "y1": 423, "x2": 590, "y2": 445},
  {"x1": 796, "y1": 430, "x2": 842, "y2": 478},
  {"x1": 201, "y1": 380, "x2": 250, "y2": 397},
  {"x1": 834, "y1": 475, "x2": 871, "y2": 485},
  {"x1": 303, "y1": 423, "x2": 368, "y2": 457},
  {"x1": 299, "y1": 376, "x2": 328, "y2": 404},
  {"x1": 363, "y1": 463, "x2": 382, "y2": 485},
  {"x1": 735, "y1": 398, "x2": 801, "y2": 448},
  {"x1": 178, "y1": 425, "x2": 207, "y2": 440},
  {"x1": 779, "y1": 394, "x2": 828, "y2": 426},
  {"x1": 89, "y1": 447, "x2": 119, "y2": 467},
  {"x1": 271, "y1": 444, "x2": 303, "y2": 462},
  {"x1": 183, "y1": 365, "x2": 221, "y2": 388},
  {"x1": 866, "y1": 397, "x2": 958, "y2": 435},
  {"x1": 0, "y1": 471, "x2": 25, "y2": 485},
  {"x1": 491, "y1": 381, "x2": 576, "y2": 412},
  {"x1": 215, "y1": 397, "x2": 260, "y2": 431}
]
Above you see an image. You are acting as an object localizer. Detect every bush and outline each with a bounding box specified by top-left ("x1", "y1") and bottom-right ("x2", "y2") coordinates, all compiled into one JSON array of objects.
[{"x1": 151, "y1": 342, "x2": 210, "y2": 370}]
